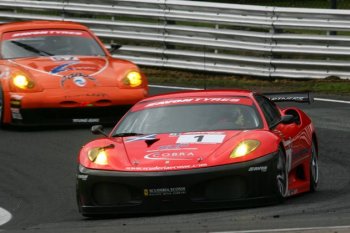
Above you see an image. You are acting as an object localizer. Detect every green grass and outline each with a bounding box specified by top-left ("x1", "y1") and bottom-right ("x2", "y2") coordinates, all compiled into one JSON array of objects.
[{"x1": 143, "y1": 67, "x2": 350, "y2": 95}]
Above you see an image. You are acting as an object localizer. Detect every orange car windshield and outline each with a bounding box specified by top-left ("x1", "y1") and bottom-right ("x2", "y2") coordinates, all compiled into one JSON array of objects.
[{"x1": 1, "y1": 29, "x2": 105, "y2": 59}]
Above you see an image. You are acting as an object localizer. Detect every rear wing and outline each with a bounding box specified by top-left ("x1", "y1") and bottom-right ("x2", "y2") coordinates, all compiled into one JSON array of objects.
[{"x1": 263, "y1": 91, "x2": 313, "y2": 103}]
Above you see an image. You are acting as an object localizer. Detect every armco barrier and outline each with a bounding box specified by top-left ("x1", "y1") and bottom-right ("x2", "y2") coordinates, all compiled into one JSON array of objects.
[{"x1": 1, "y1": 0, "x2": 350, "y2": 79}]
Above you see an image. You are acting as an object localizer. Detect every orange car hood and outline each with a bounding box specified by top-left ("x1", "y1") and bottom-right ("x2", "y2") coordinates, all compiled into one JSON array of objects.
[{"x1": 10, "y1": 56, "x2": 116, "y2": 88}]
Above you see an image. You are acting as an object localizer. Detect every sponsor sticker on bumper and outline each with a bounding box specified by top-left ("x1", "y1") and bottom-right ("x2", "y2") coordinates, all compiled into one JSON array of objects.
[{"x1": 144, "y1": 187, "x2": 186, "y2": 197}]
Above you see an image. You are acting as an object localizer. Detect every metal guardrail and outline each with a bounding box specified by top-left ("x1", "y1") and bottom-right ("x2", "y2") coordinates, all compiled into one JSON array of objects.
[{"x1": 1, "y1": 0, "x2": 350, "y2": 79}]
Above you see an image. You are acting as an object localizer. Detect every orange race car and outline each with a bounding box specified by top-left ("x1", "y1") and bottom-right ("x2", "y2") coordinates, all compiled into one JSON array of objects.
[{"x1": 0, "y1": 20, "x2": 148, "y2": 126}]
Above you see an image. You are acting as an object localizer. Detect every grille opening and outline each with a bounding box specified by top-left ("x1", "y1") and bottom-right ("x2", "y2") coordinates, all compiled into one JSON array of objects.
[
  {"x1": 92, "y1": 183, "x2": 142, "y2": 206},
  {"x1": 190, "y1": 176, "x2": 247, "y2": 201},
  {"x1": 95, "y1": 99, "x2": 112, "y2": 106}
]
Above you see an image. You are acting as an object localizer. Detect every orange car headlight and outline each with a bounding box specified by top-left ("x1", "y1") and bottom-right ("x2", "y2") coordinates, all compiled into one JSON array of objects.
[
  {"x1": 123, "y1": 71, "x2": 143, "y2": 88},
  {"x1": 12, "y1": 74, "x2": 35, "y2": 89}
]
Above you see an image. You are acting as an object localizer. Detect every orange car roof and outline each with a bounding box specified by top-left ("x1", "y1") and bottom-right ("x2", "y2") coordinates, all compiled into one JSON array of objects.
[{"x1": 0, "y1": 20, "x2": 88, "y2": 34}]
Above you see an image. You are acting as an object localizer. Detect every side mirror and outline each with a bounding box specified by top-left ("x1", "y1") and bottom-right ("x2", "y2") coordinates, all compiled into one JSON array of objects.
[
  {"x1": 91, "y1": 125, "x2": 108, "y2": 137},
  {"x1": 280, "y1": 114, "x2": 295, "y2": 125},
  {"x1": 108, "y1": 43, "x2": 122, "y2": 53}
]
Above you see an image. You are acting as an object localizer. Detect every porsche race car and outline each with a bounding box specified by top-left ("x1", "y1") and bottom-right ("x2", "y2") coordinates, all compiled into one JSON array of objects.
[
  {"x1": 0, "y1": 20, "x2": 148, "y2": 126},
  {"x1": 76, "y1": 90, "x2": 319, "y2": 216}
]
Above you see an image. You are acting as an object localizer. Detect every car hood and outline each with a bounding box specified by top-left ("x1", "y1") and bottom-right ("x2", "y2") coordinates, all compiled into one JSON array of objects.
[
  {"x1": 10, "y1": 56, "x2": 115, "y2": 88},
  {"x1": 121, "y1": 131, "x2": 242, "y2": 171},
  {"x1": 80, "y1": 129, "x2": 280, "y2": 172}
]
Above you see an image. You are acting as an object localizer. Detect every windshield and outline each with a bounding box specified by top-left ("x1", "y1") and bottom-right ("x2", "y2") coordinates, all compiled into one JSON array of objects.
[
  {"x1": 1, "y1": 29, "x2": 105, "y2": 59},
  {"x1": 113, "y1": 103, "x2": 263, "y2": 135}
]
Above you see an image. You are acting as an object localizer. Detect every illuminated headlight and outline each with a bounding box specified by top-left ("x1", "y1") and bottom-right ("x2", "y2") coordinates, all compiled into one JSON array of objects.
[
  {"x1": 124, "y1": 71, "x2": 142, "y2": 87},
  {"x1": 13, "y1": 74, "x2": 34, "y2": 89},
  {"x1": 88, "y1": 148, "x2": 108, "y2": 165},
  {"x1": 230, "y1": 140, "x2": 260, "y2": 158}
]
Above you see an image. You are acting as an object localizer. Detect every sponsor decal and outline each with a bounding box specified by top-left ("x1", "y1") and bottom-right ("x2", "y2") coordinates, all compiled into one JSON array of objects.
[
  {"x1": 248, "y1": 166, "x2": 268, "y2": 172},
  {"x1": 144, "y1": 152, "x2": 195, "y2": 161},
  {"x1": 77, "y1": 174, "x2": 88, "y2": 181},
  {"x1": 10, "y1": 94, "x2": 23, "y2": 100},
  {"x1": 11, "y1": 108, "x2": 22, "y2": 120},
  {"x1": 51, "y1": 56, "x2": 79, "y2": 62},
  {"x1": 72, "y1": 118, "x2": 100, "y2": 123},
  {"x1": 50, "y1": 62, "x2": 97, "y2": 74},
  {"x1": 269, "y1": 96, "x2": 306, "y2": 102},
  {"x1": 144, "y1": 187, "x2": 186, "y2": 197},
  {"x1": 3, "y1": 30, "x2": 90, "y2": 40},
  {"x1": 64, "y1": 93, "x2": 108, "y2": 99},
  {"x1": 158, "y1": 144, "x2": 190, "y2": 150},
  {"x1": 73, "y1": 76, "x2": 87, "y2": 87},
  {"x1": 10, "y1": 100, "x2": 21, "y2": 106},
  {"x1": 126, "y1": 134, "x2": 158, "y2": 142},
  {"x1": 147, "y1": 144, "x2": 196, "y2": 152},
  {"x1": 183, "y1": 131, "x2": 225, "y2": 135},
  {"x1": 60, "y1": 73, "x2": 96, "y2": 87},
  {"x1": 288, "y1": 189, "x2": 298, "y2": 196},
  {"x1": 145, "y1": 97, "x2": 240, "y2": 108},
  {"x1": 125, "y1": 163, "x2": 208, "y2": 171},
  {"x1": 176, "y1": 134, "x2": 225, "y2": 144},
  {"x1": 50, "y1": 62, "x2": 78, "y2": 74}
]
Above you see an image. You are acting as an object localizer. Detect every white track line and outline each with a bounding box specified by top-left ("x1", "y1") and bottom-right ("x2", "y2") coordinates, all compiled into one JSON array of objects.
[
  {"x1": 211, "y1": 225, "x2": 350, "y2": 233},
  {"x1": 149, "y1": 85, "x2": 350, "y2": 104},
  {"x1": 314, "y1": 97, "x2": 350, "y2": 104},
  {"x1": 149, "y1": 84, "x2": 201, "y2": 90},
  {"x1": 0, "y1": 207, "x2": 12, "y2": 226}
]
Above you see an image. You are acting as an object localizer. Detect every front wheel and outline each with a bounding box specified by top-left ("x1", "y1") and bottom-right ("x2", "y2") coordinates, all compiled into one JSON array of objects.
[
  {"x1": 275, "y1": 147, "x2": 288, "y2": 201},
  {"x1": 309, "y1": 141, "x2": 319, "y2": 192}
]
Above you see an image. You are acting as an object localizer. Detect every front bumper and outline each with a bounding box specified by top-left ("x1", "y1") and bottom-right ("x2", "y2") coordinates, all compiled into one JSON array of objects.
[
  {"x1": 6, "y1": 87, "x2": 146, "y2": 125},
  {"x1": 76, "y1": 152, "x2": 280, "y2": 216}
]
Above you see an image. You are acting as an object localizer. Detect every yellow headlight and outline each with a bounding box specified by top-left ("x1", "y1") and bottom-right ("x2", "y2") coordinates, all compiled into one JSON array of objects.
[
  {"x1": 13, "y1": 74, "x2": 34, "y2": 89},
  {"x1": 230, "y1": 140, "x2": 260, "y2": 158},
  {"x1": 88, "y1": 148, "x2": 108, "y2": 165},
  {"x1": 125, "y1": 71, "x2": 142, "y2": 87}
]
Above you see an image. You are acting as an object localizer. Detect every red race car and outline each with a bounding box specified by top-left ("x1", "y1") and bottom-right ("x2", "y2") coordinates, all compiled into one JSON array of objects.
[
  {"x1": 76, "y1": 90, "x2": 319, "y2": 217},
  {"x1": 0, "y1": 20, "x2": 148, "y2": 126}
]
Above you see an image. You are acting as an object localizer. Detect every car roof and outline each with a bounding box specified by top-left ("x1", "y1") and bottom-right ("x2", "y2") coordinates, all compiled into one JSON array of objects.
[
  {"x1": 142, "y1": 89, "x2": 255, "y2": 102},
  {"x1": 0, "y1": 20, "x2": 88, "y2": 34}
]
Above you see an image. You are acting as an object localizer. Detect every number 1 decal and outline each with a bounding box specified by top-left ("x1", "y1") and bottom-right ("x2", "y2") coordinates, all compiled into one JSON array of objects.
[
  {"x1": 194, "y1": 135, "x2": 204, "y2": 142},
  {"x1": 176, "y1": 134, "x2": 225, "y2": 144}
]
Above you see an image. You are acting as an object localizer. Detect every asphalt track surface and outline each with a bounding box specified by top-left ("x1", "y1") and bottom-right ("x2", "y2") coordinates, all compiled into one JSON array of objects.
[{"x1": 0, "y1": 86, "x2": 349, "y2": 233}]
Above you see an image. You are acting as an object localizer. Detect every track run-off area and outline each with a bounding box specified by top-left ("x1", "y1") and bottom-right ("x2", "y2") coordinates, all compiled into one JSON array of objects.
[{"x1": 0, "y1": 85, "x2": 349, "y2": 233}]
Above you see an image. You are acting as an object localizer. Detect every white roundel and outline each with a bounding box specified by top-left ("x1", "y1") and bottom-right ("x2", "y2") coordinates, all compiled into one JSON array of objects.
[{"x1": 73, "y1": 76, "x2": 86, "y2": 87}]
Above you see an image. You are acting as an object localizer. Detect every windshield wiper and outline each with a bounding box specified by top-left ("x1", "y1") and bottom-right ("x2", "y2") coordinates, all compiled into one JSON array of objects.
[
  {"x1": 11, "y1": 41, "x2": 53, "y2": 56},
  {"x1": 112, "y1": 132, "x2": 144, "y2": 137}
]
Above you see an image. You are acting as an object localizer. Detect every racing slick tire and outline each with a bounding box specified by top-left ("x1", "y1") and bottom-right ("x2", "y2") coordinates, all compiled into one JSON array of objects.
[
  {"x1": 275, "y1": 147, "x2": 288, "y2": 201},
  {"x1": 309, "y1": 141, "x2": 319, "y2": 192}
]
